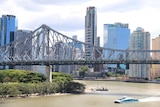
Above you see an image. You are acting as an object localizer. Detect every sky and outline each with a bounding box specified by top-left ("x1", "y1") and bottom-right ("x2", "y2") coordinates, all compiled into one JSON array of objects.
[{"x1": 0, "y1": 0, "x2": 160, "y2": 46}]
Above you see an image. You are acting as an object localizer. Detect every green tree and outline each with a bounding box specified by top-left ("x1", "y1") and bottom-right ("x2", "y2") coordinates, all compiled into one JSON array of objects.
[
  {"x1": 52, "y1": 72, "x2": 73, "y2": 93},
  {"x1": 7, "y1": 85, "x2": 21, "y2": 97},
  {"x1": 66, "y1": 81, "x2": 85, "y2": 94},
  {"x1": 3, "y1": 77, "x2": 11, "y2": 82},
  {"x1": 0, "y1": 70, "x2": 47, "y2": 83},
  {"x1": 17, "y1": 83, "x2": 36, "y2": 96},
  {"x1": 79, "y1": 66, "x2": 89, "y2": 78}
]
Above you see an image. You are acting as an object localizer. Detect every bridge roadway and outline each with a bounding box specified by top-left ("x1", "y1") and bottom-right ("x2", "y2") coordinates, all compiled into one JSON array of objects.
[{"x1": 1, "y1": 59, "x2": 160, "y2": 66}]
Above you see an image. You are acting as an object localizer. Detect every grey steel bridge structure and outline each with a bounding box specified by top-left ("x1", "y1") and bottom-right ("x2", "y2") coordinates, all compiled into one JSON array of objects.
[
  {"x1": 0, "y1": 24, "x2": 160, "y2": 66},
  {"x1": 1, "y1": 24, "x2": 160, "y2": 82}
]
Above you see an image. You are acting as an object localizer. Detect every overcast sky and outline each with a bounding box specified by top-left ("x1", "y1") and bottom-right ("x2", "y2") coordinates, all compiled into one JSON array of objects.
[{"x1": 0, "y1": 0, "x2": 160, "y2": 46}]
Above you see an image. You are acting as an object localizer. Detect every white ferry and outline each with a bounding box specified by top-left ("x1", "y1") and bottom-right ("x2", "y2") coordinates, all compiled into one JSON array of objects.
[{"x1": 114, "y1": 96, "x2": 139, "y2": 103}]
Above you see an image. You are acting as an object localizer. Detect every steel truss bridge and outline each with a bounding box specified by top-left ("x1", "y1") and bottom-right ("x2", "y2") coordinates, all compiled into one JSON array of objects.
[{"x1": 0, "y1": 24, "x2": 160, "y2": 66}]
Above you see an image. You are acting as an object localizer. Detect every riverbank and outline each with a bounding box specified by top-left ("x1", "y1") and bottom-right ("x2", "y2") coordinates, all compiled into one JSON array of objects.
[
  {"x1": 1, "y1": 80, "x2": 160, "y2": 107},
  {"x1": 75, "y1": 77, "x2": 160, "y2": 84},
  {"x1": 0, "y1": 71, "x2": 85, "y2": 99},
  {"x1": 0, "y1": 93, "x2": 70, "y2": 100},
  {"x1": 0, "y1": 82, "x2": 85, "y2": 99}
]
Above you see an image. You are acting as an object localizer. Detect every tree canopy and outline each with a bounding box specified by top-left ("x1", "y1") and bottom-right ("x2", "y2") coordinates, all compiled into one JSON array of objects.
[
  {"x1": 0, "y1": 69, "x2": 47, "y2": 83},
  {"x1": 79, "y1": 66, "x2": 89, "y2": 78}
]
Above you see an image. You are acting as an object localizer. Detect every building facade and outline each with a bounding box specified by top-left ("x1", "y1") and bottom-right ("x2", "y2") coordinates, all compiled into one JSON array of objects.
[
  {"x1": 85, "y1": 6, "x2": 102, "y2": 72},
  {"x1": 0, "y1": 15, "x2": 17, "y2": 46},
  {"x1": 0, "y1": 15, "x2": 17, "y2": 69},
  {"x1": 68, "y1": 35, "x2": 83, "y2": 76},
  {"x1": 151, "y1": 35, "x2": 160, "y2": 79},
  {"x1": 14, "y1": 30, "x2": 33, "y2": 70},
  {"x1": 15, "y1": 30, "x2": 53, "y2": 79},
  {"x1": 103, "y1": 23, "x2": 130, "y2": 70},
  {"x1": 104, "y1": 23, "x2": 130, "y2": 49},
  {"x1": 85, "y1": 6, "x2": 97, "y2": 60},
  {"x1": 129, "y1": 27, "x2": 150, "y2": 80}
]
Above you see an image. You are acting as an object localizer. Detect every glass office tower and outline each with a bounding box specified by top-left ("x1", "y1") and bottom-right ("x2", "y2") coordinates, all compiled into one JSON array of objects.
[
  {"x1": 104, "y1": 23, "x2": 130, "y2": 49},
  {"x1": 103, "y1": 23, "x2": 130, "y2": 70},
  {"x1": 0, "y1": 15, "x2": 17, "y2": 45},
  {"x1": 0, "y1": 15, "x2": 17, "y2": 69}
]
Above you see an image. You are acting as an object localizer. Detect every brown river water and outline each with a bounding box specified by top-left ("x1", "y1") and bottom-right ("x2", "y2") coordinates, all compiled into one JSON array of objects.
[{"x1": 0, "y1": 80, "x2": 160, "y2": 107}]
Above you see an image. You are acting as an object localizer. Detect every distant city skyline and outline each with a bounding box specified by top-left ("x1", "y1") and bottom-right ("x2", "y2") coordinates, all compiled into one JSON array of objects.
[{"x1": 0, "y1": 0, "x2": 160, "y2": 46}]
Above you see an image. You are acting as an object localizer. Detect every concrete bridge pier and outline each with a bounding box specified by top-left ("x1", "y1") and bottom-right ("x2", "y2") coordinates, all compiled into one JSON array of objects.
[{"x1": 46, "y1": 65, "x2": 52, "y2": 82}]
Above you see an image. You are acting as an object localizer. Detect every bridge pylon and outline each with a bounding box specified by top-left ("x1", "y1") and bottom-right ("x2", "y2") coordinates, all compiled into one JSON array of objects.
[{"x1": 45, "y1": 65, "x2": 52, "y2": 82}]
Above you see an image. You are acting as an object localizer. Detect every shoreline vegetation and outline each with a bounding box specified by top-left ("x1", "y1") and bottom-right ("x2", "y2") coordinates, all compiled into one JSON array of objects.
[
  {"x1": 0, "y1": 70, "x2": 85, "y2": 99},
  {"x1": 1, "y1": 69, "x2": 160, "y2": 99}
]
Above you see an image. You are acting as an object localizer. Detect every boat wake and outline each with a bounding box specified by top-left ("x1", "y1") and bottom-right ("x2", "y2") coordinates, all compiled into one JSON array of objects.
[
  {"x1": 139, "y1": 93, "x2": 160, "y2": 102},
  {"x1": 139, "y1": 97, "x2": 160, "y2": 102}
]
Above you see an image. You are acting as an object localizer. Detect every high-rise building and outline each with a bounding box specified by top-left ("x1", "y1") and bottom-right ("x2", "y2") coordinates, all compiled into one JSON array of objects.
[
  {"x1": 72, "y1": 35, "x2": 77, "y2": 40},
  {"x1": 103, "y1": 23, "x2": 130, "y2": 70},
  {"x1": 129, "y1": 27, "x2": 150, "y2": 80},
  {"x1": 0, "y1": 15, "x2": 17, "y2": 46},
  {"x1": 85, "y1": 6, "x2": 102, "y2": 72},
  {"x1": 0, "y1": 15, "x2": 17, "y2": 69},
  {"x1": 151, "y1": 35, "x2": 160, "y2": 79},
  {"x1": 14, "y1": 30, "x2": 32, "y2": 70},
  {"x1": 15, "y1": 30, "x2": 52, "y2": 80},
  {"x1": 85, "y1": 6, "x2": 97, "y2": 60},
  {"x1": 68, "y1": 35, "x2": 82, "y2": 49},
  {"x1": 68, "y1": 35, "x2": 83, "y2": 77},
  {"x1": 104, "y1": 23, "x2": 130, "y2": 49},
  {"x1": 52, "y1": 41, "x2": 73, "y2": 74}
]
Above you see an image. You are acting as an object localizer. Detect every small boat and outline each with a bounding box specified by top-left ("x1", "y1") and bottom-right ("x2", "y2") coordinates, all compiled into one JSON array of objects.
[
  {"x1": 114, "y1": 96, "x2": 139, "y2": 103},
  {"x1": 95, "y1": 87, "x2": 108, "y2": 91},
  {"x1": 95, "y1": 85, "x2": 108, "y2": 91}
]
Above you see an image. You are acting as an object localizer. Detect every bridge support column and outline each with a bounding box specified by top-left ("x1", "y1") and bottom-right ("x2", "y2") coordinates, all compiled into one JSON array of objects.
[{"x1": 46, "y1": 65, "x2": 52, "y2": 82}]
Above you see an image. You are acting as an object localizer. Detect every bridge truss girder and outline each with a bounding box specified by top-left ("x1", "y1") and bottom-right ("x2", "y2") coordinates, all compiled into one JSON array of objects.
[{"x1": 0, "y1": 24, "x2": 160, "y2": 65}]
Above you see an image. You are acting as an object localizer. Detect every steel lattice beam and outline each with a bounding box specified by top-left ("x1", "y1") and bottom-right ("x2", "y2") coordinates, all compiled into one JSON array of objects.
[{"x1": 0, "y1": 24, "x2": 160, "y2": 65}]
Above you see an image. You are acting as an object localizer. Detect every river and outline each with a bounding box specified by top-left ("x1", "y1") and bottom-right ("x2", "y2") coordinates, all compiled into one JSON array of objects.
[{"x1": 0, "y1": 80, "x2": 160, "y2": 107}]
